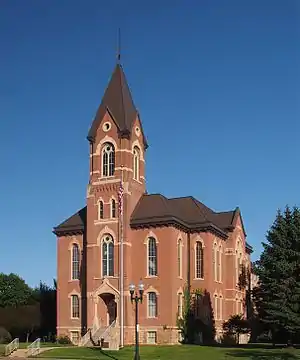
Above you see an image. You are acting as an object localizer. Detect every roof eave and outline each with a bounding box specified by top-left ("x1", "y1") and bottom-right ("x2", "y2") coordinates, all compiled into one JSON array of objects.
[
  {"x1": 246, "y1": 242, "x2": 253, "y2": 254},
  {"x1": 131, "y1": 217, "x2": 228, "y2": 239},
  {"x1": 53, "y1": 226, "x2": 84, "y2": 237}
]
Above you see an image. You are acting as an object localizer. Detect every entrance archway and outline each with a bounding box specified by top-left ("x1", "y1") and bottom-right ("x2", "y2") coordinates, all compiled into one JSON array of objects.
[{"x1": 99, "y1": 293, "x2": 117, "y2": 326}]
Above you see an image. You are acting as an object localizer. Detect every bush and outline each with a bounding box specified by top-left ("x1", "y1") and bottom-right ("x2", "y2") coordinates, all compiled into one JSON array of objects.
[
  {"x1": 0, "y1": 327, "x2": 12, "y2": 344},
  {"x1": 57, "y1": 335, "x2": 72, "y2": 344},
  {"x1": 220, "y1": 332, "x2": 238, "y2": 345}
]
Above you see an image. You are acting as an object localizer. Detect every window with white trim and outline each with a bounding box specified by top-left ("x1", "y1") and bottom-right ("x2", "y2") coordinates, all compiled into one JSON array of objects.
[
  {"x1": 177, "y1": 292, "x2": 183, "y2": 318},
  {"x1": 133, "y1": 146, "x2": 140, "y2": 180},
  {"x1": 218, "y1": 246, "x2": 222, "y2": 282},
  {"x1": 102, "y1": 142, "x2": 115, "y2": 177},
  {"x1": 111, "y1": 199, "x2": 116, "y2": 218},
  {"x1": 71, "y1": 244, "x2": 80, "y2": 280},
  {"x1": 195, "y1": 241, "x2": 204, "y2": 279},
  {"x1": 213, "y1": 245, "x2": 217, "y2": 282},
  {"x1": 102, "y1": 235, "x2": 114, "y2": 277},
  {"x1": 148, "y1": 292, "x2": 157, "y2": 318},
  {"x1": 148, "y1": 237, "x2": 157, "y2": 276},
  {"x1": 219, "y1": 296, "x2": 223, "y2": 320},
  {"x1": 98, "y1": 200, "x2": 104, "y2": 219},
  {"x1": 240, "y1": 298, "x2": 244, "y2": 314},
  {"x1": 214, "y1": 294, "x2": 218, "y2": 320},
  {"x1": 147, "y1": 331, "x2": 157, "y2": 344},
  {"x1": 71, "y1": 295, "x2": 79, "y2": 318},
  {"x1": 70, "y1": 331, "x2": 80, "y2": 345},
  {"x1": 177, "y1": 239, "x2": 182, "y2": 278}
]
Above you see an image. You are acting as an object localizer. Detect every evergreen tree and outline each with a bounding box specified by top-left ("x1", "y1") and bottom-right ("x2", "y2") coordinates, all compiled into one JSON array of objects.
[{"x1": 255, "y1": 206, "x2": 300, "y2": 344}]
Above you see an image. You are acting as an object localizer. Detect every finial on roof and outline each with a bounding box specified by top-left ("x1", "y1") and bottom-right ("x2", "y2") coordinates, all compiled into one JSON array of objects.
[{"x1": 117, "y1": 28, "x2": 121, "y2": 63}]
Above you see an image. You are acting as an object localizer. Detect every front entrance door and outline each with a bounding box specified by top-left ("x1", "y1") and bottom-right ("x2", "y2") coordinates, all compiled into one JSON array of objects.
[{"x1": 107, "y1": 299, "x2": 117, "y2": 325}]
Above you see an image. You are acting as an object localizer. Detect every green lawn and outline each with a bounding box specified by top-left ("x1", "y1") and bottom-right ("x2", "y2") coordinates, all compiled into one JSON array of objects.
[{"x1": 38, "y1": 345, "x2": 300, "y2": 360}]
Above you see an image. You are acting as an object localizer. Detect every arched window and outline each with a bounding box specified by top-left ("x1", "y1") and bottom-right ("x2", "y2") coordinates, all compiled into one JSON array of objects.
[
  {"x1": 240, "y1": 298, "x2": 244, "y2": 315},
  {"x1": 148, "y1": 237, "x2": 157, "y2": 276},
  {"x1": 71, "y1": 295, "x2": 80, "y2": 318},
  {"x1": 219, "y1": 295, "x2": 223, "y2": 320},
  {"x1": 102, "y1": 235, "x2": 114, "y2": 277},
  {"x1": 218, "y1": 246, "x2": 222, "y2": 282},
  {"x1": 148, "y1": 292, "x2": 157, "y2": 318},
  {"x1": 111, "y1": 199, "x2": 116, "y2": 218},
  {"x1": 98, "y1": 200, "x2": 104, "y2": 219},
  {"x1": 177, "y1": 239, "x2": 182, "y2": 278},
  {"x1": 71, "y1": 244, "x2": 80, "y2": 280},
  {"x1": 195, "y1": 241, "x2": 204, "y2": 279},
  {"x1": 214, "y1": 294, "x2": 218, "y2": 320},
  {"x1": 133, "y1": 146, "x2": 140, "y2": 180},
  {"x1": 102, "y1": 142, "x2": 115, "y2": 177},
  {"x1": 213, "y1": 245, "x2": 217, "y2": 282},
  {"x1": 177, "y1": 292, "x2": 183, "y2": 318}
]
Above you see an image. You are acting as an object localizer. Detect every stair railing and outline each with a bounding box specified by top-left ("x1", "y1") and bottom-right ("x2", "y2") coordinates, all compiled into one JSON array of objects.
[
  {"x1": 5, "y1": 338, "x2": 19, "y2": 356},
  {"x1": 27, "y1": 338, "x2": 41, "y2": 357},
  {"x1": 100, "y1": 320, "x2": 116, "y2": 342}
]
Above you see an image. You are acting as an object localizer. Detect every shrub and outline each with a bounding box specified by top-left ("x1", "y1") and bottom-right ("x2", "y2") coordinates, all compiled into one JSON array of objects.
[
  {"x1": 220, "y1": 332, "x2": 238, "y2": 345},
  {"x1": 57, "y1": 335, "x2": 72, "y2": 344},
  {"x1": 0, "y1": 327, "x2": 12, "y2": 344}
]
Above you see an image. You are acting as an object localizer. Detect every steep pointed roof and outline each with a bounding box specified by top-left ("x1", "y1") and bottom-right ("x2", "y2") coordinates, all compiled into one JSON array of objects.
[{"x1": 87, "y1": 63, "x2": 141, "y2": 143}]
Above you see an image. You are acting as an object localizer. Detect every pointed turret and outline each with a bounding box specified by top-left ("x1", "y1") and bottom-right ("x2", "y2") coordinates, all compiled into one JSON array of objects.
[{"x1": 87, "y1": 64, "x2": 147, "y2": 148}]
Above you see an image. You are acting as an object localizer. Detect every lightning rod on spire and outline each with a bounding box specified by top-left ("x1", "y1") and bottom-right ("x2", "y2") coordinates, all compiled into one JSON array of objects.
[{"x1": 117, "y1": 28, "x2": 121, "y2": 63}]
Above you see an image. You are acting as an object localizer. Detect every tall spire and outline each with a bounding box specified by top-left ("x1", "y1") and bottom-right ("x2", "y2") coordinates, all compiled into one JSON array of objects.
[{"x1": 117, "y1": 28, "x2": 121, "y2": 63}]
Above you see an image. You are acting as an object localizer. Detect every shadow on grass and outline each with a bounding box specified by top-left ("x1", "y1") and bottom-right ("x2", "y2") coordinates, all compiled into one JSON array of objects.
[
  {"x1": 90, "y1": 347, "x2": 118, "y2": 360},
  {"x1": 226, "y1": 349, "x2": 298, "y2": 360}
]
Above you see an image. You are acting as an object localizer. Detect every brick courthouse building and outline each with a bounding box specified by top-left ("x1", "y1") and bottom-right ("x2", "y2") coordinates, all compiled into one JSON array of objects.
[{"x1": 53, "y1": 62, "x2": 253, "y2": 348}]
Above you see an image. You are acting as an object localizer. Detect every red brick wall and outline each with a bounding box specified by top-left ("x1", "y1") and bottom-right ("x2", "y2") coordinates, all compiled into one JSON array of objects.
[{"x1": 56, "y1": 109, "x2": 251, "y2": 344}]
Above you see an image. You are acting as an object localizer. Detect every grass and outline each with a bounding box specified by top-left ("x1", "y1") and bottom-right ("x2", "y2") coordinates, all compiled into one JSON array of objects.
[{"x1": 37, "y1": 345, "x2": 300, "y2": 360}]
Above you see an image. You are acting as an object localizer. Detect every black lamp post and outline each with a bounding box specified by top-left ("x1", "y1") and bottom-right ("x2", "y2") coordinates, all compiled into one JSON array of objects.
[{"x1": 129, "y1": 281, "x2": 144, "y2": 360}]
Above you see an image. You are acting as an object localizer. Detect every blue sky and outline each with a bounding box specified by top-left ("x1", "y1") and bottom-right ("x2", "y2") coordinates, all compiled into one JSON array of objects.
[{"x1": 0, "y1": 0, "x2": 299, "y2": 287}]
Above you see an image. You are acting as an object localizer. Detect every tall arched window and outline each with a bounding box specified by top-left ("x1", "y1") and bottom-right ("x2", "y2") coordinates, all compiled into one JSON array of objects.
[
  {"x1": 148, "y1": 292, "x2": 157, "y2": 318},
  {"x1": 72, "y1": 244, "x2": 80, "y2": 280},
  {"x1": 111, "y1": 199, "x2": 116, "y2": 218},
  {"x1": 133, "y1": 146, "x2": 140, "y2": 180},
  {"x1": 218, "y1": 246, "x2": 222, "y2": 282},
  {"x1": 214, "y1": 294, "x2": 218, "y2": 320},
  {"x1": 98, "y1": 200, "x2": 104, "y2": 219},
  {"x1": 71, "y1": 295, "x2": 80, "y2": 318},
  {"x1": 195, "y1": 241, "x2": 204, "y2": 279},
  {"x1": 177, "y1": 292, "x2": 183, "y2": 318},
  {"x1": 148, "y1": 237, "x2": 157, "y2": 276},
  {"x1": 102, "y1": 142, "x2": 115, "y2": 177},
  {"x1": 219, "y1": 295, "x2": 223, "y2": 320},
  {"x1": 213, "y1": 245, "x2": 217, "y2": 282},
  {"x1": 177, "y1": 239, "x2": 182, "y2": 278},
  {"x1": 102, "y1": 235, "x2": 114, "y2": 277}
]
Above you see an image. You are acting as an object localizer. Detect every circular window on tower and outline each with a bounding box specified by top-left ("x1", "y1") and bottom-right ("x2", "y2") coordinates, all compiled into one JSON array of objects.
[
  {"x1": 103, "y1": 122, "x2": 111, "y2": 132},
  {"x1": 135, "y1": 126, "x2": 140, "y2": 136}
]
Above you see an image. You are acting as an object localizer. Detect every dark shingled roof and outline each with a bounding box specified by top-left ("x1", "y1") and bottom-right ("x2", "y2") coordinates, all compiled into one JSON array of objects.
[
  {"x1": 53, "y1": 195, "x2": 251, "y2": 248},
  {"x1": 53, "y1": 207, "x2": 86, "y2": 236},
  {"x1": 87, "y1": 64, "x2": 147, "y2": 148},
  {"x1": 130, "y1": 194, "x2": 239, "y2": 238}
]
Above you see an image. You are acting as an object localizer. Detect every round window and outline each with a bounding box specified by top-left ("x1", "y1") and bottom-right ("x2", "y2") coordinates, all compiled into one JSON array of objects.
[{"x1": 103, "y1": 122, "x2": 111, "y2": 132}]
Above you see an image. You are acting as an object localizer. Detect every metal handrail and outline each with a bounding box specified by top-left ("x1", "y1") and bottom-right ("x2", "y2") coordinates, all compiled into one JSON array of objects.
[
  {"x1": 101, "y1": 320, "x2": 116, "y2": 341},
  {"x1": 5, "y1": 338, "x2": 19, "y2": 356},
  {"x1": 27, "y1": 338, "x2": 41, "y2": 357}
]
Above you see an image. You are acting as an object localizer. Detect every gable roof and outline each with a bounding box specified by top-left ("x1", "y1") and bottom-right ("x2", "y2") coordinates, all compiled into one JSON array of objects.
[
  {"x1": 87, "y1": 64, "x2": 147, "y2": 148},
  {"x1": 130, "y1": 194, "x2": 239, "y2": 238},
  {"x1": 53, "y1": 207, "x2": 86, "y2": 236},
  {"x1": 53, "y1": 196, "x2": 251, "y2": 249}
]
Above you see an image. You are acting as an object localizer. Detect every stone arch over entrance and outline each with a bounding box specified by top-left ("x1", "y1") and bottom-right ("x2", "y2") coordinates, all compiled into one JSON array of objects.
[{"x1": 92, "y1": 279, "x2": 120, "y2": 328}]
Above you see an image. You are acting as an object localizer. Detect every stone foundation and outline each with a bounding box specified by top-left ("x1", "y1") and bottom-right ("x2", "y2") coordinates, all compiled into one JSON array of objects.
[{"x1": 124, "y1": 325, "x2": 180, "y2": 345}]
